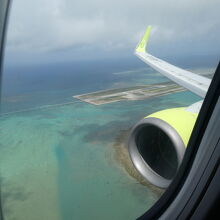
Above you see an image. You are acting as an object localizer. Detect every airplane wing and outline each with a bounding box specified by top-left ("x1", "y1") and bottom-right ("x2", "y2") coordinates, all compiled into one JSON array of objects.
[{"x1": 135, "y1": 26, "x2": 211, "y2": 98}]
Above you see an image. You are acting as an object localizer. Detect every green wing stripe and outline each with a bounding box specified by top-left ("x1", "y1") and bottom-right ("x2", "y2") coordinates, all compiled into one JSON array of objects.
[{"x1": 136, "y1": 26, "x2": 152, "y2": 53}]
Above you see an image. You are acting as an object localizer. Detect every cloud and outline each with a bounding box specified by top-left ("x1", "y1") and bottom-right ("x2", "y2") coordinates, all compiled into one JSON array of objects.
[{"x1": 5, "y1": 0, "x2": 220, "y2": 63}]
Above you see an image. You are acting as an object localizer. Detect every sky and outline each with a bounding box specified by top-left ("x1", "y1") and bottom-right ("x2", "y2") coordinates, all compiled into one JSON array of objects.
[{"x1": 4, "y1": 0, "x2": 220, "y2": 65}]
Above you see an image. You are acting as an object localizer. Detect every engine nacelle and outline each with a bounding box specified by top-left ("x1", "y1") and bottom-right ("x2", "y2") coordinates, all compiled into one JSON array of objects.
[{"x1": 128, "y1": 107, "x2": 198, "y2": 188}]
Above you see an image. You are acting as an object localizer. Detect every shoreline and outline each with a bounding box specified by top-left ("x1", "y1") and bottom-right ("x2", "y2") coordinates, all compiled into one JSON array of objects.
[{"x1": 112, "y1": 129, "x2": 164, "y2": 197}]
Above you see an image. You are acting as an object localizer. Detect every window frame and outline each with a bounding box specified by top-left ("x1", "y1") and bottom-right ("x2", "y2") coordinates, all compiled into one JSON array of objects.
[
  {"x1": 0, "y1": 0, "x2": 10, "y2": 98},
  {"x1": 0, "y1": 1, "x2": 11, "y2": 220}
]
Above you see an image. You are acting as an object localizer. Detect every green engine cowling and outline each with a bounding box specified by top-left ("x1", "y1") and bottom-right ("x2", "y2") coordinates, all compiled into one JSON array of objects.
[{"x1": 128, "y1": 107, "x2": 198, "y2": 188}]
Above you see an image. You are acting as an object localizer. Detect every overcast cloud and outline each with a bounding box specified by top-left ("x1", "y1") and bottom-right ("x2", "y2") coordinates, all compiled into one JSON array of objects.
[{"x1": 4, "y1": 0, "x2": 220, "y2": 64}]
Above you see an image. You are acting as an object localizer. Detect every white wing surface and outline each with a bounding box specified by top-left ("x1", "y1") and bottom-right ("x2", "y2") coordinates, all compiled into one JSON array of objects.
[{"x1": 135, "y1": 26, "x2": 211, "y2": 98}]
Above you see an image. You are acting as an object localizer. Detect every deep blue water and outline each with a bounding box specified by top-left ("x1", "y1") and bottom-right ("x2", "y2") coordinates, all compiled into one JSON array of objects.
[{"x1": 1, "y1": 58, "x2": 154, "y2": 112}]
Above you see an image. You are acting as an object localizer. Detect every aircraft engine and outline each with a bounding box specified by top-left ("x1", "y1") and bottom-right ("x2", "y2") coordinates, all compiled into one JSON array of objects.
[{"x1": 128, "y1": 107, "x2": 198, "y2": 188}]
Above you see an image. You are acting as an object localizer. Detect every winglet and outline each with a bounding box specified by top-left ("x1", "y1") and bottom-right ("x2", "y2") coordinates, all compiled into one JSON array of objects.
[{"x1": 136, "y1": 26, "x2": 152, "y2": 53}]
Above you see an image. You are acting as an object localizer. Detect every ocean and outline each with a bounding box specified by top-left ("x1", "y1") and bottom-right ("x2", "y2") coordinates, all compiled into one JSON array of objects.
[{"x1": 0, "y1": 57, "x2": 210, "y2": 220}]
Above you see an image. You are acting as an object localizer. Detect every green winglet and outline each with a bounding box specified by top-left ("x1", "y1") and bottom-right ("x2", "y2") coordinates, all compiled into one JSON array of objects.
[{"x1": 136, "y1": 26, "x2": 152, "y2": 53}]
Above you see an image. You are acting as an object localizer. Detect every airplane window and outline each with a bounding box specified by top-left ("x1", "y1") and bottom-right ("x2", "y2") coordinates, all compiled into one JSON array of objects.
[{"x1": 0, "y1": 0, "x2": 219, "y2": 219}]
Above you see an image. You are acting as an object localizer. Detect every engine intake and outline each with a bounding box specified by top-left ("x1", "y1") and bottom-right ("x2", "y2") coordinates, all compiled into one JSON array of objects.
[{"x1": 128, "y1": 107, "x2": 198, "y2": 188}]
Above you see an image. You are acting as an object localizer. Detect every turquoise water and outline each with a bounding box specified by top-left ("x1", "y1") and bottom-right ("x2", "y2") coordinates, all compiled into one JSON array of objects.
[{"x1": 0, "y1": 60, "x2": 202, "y2": 220}]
